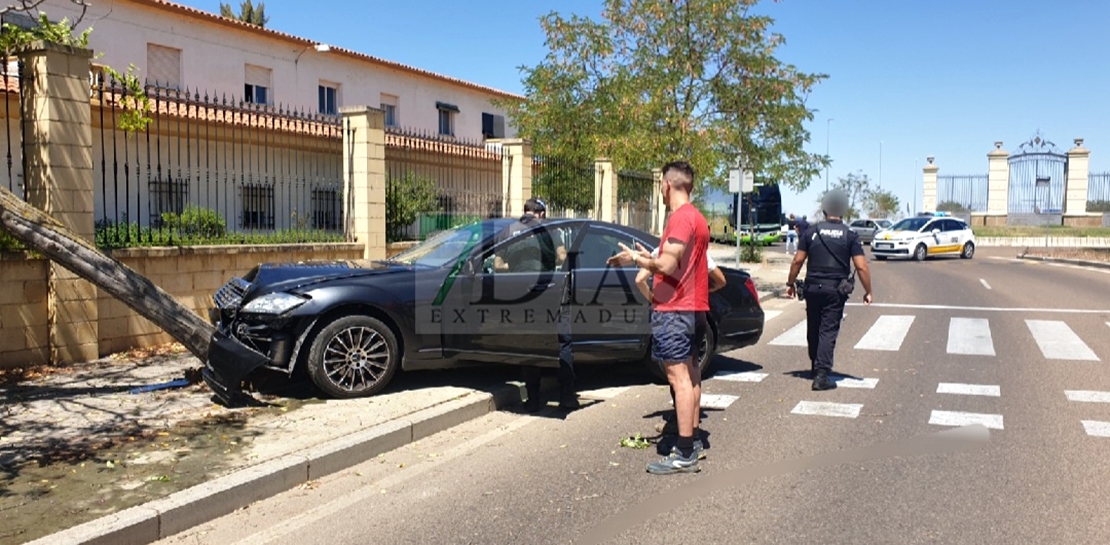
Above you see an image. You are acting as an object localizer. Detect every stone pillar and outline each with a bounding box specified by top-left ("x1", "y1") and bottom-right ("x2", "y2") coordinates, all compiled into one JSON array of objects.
[
  {"x1": 652, "y1": 168, "x2": 666, "y2": 235},
  {"x1": 19, "y1": 41, "x2": 97, "y2": 364},
  {"x1": 340, "y1": 106, "x2": 386, "y2": 260},
  {"x1": 1065, "y1": 138, "x2": 1091, "y2": 216},
  {"x1": 922, "y1": 156, "x2": 938, "y2": 213},
  {"x1": 987, "y1": 141, "x2": 1009, "y2": 217},
  {"x1": 500, "y1": 140, "x2": 531, "y2": 218},
  {"x1": 593, "y1": 158, "x2": 615, "y2": 223}
]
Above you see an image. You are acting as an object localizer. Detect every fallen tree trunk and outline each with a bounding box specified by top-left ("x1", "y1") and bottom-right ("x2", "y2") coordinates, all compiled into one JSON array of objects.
[{"x1": 0, "y1": 185, "x2": 214, "y2": 361}]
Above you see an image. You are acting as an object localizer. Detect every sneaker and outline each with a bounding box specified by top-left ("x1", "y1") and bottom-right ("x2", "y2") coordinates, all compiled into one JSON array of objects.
[
  {"x1": 671, "y1": 440, "x2": 706, "y2": 460},
  {"x1": 647, "y1": 449, "x2": 700, "y2": 475}
]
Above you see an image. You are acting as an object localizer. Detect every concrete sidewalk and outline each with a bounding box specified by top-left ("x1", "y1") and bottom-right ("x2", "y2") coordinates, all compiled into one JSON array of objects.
[{"x1": 14, "y1": 254, "x2": 791, "y2": 545}]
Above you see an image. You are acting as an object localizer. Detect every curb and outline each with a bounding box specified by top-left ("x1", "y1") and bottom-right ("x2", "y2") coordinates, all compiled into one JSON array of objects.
[
  {"x1": 27, "y1": 383, "x2": 528, "y2": 545},
  {"x1": 1016, "y1": 254, "x2": 1110, "y2": 271}
]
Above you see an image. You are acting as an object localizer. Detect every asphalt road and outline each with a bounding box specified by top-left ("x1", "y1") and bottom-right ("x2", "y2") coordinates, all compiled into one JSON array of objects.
[{"x1": 155, "y1": 246, "x2": 1110, "y2": 545}]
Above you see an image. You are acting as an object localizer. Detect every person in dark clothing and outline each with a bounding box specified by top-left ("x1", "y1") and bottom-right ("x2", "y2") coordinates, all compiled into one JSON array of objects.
[
  {"x1": 496, "y1": 198, "x2": 578, "y2": 412},
  {"x1": 786, "y1": 190, "x2": 873, "y2": 390}
]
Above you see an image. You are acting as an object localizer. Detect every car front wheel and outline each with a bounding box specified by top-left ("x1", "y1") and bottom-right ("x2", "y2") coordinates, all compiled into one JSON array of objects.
[
  {"x1": 961, "y1": 242, "x2": 975, "y2": 259},
  {"x1": 914, "y1": 244, "x2": 927, "y2": 262},
  {"x1": 306, "y1": 314, "x2": 400, "y2": 399}
]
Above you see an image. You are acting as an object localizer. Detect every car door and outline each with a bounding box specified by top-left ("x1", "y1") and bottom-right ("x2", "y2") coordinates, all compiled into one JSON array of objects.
[
  {"x1": 565, "y1": 224, "x2": 652, "y2": 363},
  {"x1": 440, "y1": 223, "x2": 573, "y2": 366},
  {"x1": 940, "y1": 220, "x2": 963, "y2": 254}
]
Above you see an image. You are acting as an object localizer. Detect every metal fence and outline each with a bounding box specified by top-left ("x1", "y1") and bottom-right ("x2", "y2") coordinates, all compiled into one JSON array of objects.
[
  {"x1": 384, "y1": 126, "x2": 504, "y2": 241},
  {"x1": 2, "y1": 56, "x2": 24, "y2": 201},
  {"x1": 91, "y1": 77, "x2": 345, "y2": 248},
  {"x1": 936, "y1": 174, "x2": 988, "y2": 213},
  {"x1": 616, "y1": 169, "x2": 654, "y2": 233},
  {"x1": 531, "y1": 154, "x2": 595, "y2": 219},
  {"x1": 1089, "y1": 172, "x2": 1110, "y2": 212}
]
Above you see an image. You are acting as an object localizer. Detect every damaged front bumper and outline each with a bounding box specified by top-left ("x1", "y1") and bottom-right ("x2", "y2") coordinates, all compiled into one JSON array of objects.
[{"x1": 203, "y1": 325, "x2": 274, "y2": 407}]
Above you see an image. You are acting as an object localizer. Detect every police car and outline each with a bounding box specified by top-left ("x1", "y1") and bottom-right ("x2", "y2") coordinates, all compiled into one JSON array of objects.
[{"x1": 869, "y1": 212, "x2": 976, "y2": 261}]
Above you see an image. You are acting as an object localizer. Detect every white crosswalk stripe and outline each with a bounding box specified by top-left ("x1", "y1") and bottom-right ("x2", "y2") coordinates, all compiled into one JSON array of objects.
[
  {"x1": 1081, "y1": 421, "x2": 1110, "y2": 437},
  {"x1": 700, "y1": 394, "x2": 739, "y2": 409},
  {"x1": 947, "y1": 318, "x2": 995, "y2": 356},
  {"x1": 713, "y1": 371, "x2": 768, "y2": 383},
  {"x1": 768, "y1": 320, "x2": 808, "y2": 346},
  {"x1": 929, "y1": 410, "x2": 1004, "y2": 430},
  {"x1": 831, "y1": 377, "x2": 879, "y2": 389},
  {"x1": 854, "y1": 315, "x2": 914, "y2": 351},
  {"x1": 1025, "y1": 320, "x2": 1099, "y2": 361},
  {"x1": 763, "y1": 310, "x2": 783, "y2": 323},
  {"x1": 791, "y1": 400, "x2": 862, "y2": 419},
  {"x1": 1065, "y1": 390, "x2": 1110, "y2": 403},
  {"x1": 938, "y1": 383, "x2": 1000, "y2": 397}
]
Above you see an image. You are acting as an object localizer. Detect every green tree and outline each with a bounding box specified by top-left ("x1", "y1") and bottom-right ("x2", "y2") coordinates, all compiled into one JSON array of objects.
[
  {"x1": 495, "y1": 0, "x2": 828, "y2": 194},
  {"x1": 220, "y1": 0, "x2": 269, "y2": 27},
  {"x1": 386, "y1": 171, "x2": 439, "y2": 242},
  {"x1": 865, "y1": 187, "x2": 900, "y2": 218}
]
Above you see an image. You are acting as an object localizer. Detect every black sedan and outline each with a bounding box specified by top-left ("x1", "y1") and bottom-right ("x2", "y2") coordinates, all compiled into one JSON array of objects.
[{"x1": 202, "y1": 218, "x2": 765, "y2": 406}]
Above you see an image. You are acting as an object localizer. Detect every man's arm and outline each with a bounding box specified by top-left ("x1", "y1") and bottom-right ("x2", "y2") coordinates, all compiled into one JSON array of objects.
[
  {"x1": 787, "y1": 250, "x2": 807, "y2": 286},
  {"x1": 849, "y1": 234, "x2": 872, "y2": 304},
  {"x1": 709, "y1": 267, "x2": 726, "y2": 293},
  {"x1": 635, "y1": 266, "x2": 653, "y2": 301}
]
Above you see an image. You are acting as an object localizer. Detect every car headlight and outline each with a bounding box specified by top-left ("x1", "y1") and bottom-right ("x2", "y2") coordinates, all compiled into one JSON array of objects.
[{"x1": 241, "y1": 293, "x2": 309, "y2": 315}]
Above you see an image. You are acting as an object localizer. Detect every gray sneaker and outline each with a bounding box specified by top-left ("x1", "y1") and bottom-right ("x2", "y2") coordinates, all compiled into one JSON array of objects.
[
  {"x1": 647, "y1": 449, "x2": 700, "y2": 475},
  {"x1": 671, "y1": 440, "x2": 706, "y2": 460}
]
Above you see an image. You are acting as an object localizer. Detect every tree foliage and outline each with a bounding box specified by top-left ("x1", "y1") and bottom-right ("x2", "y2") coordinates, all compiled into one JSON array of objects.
[
  {"x1": 495, "y1": 0, "x2": 828, "y2": 194},
  {"x1": 866, "y1": 187, "x2": 900, "y2": 218},
  {"x1": 386, "y1": 171, "x2": 440, "y2": 242},
  {"x1": 816, "y1": 171, "x2": 902, "y2": 221},
  {"x1": 220, "y1": 0, "x2": 269, "y2": 27}
]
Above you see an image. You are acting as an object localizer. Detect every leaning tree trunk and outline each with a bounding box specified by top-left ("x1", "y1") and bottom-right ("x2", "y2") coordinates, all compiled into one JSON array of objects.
[{"x1": 0, "y1": 185, "x2": 214, "y2": 361}]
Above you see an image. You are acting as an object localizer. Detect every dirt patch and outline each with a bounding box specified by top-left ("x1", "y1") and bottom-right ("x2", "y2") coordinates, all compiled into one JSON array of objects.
[{"x1": 1020, "y1": 247, "x2": 1110, "y2": 263}]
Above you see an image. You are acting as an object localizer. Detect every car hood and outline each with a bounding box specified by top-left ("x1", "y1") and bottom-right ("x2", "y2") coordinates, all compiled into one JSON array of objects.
[{"x1": 244, "y1": 259, "x2": 417, "y2": 292}]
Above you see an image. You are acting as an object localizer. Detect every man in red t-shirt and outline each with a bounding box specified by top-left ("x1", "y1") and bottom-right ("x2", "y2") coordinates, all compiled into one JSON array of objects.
[{"x1": 609, "y1": 160, "x2": 709, "y2": 474}]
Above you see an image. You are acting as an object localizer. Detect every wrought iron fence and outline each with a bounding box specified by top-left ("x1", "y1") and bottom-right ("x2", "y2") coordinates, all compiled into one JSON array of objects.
[
  {"x1": 616, "y1": 169, "x2": 654, "y2": 233},
  {"x1": 2, "y1": 56, "x2": 24, "y2": 201},
  {"x1": 531, "y1": 154, "x2": 595, "y2": 219},
  {"x1": 1088, "y1": 172, "x2": 1110, "y2": 212},
  {"x1": 936, "y1": 174, "x2": 988, "y2": 213},
  {"x1": 92, "y1": 77, "x2": 345, "y2": 249},
  {"x1": 384, "y1": 126, "x2": 504, "y2": 241}
]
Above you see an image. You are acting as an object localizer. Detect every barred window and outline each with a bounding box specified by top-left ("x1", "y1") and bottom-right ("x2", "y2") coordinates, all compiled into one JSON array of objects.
[
  {"x1": 150, "y1": 177, "x2": 187, "y2": 228},
  {"x1": 312, "y1": 187, "x2": 341, "y2": 230},
  {"x1": 242, "y1": 184, "x2": 275, "y2": 230}
]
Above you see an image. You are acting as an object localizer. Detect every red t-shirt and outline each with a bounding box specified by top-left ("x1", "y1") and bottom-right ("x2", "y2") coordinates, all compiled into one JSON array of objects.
[{"x1": 652, "y1": 203, "x2": 710, "y2": 312}]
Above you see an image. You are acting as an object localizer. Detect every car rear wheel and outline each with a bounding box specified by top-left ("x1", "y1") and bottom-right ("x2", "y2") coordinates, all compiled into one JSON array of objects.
[
  {"x1": 914, "y1": 244, "x2": 927, "y2": 262},
  {"x1": 306, "y1": 314, "x2": 400, "y2": 399},
  {"x1": 961, "y1": 242, "x2": 975, "y2": 259}
]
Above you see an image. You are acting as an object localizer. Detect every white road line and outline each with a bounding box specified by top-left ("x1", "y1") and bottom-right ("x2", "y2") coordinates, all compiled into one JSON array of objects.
[
  {"x1": 853, "y1": 315, "x2": 915, "y2": 351},
  {"x1": 947, "y1": 317, "x2": 995, "y2": 356},
  {"x1": 578, "y1": 386, "x2": 631, "y2": 400},
  {"x1": 768, "y1": 320, "x2": 808, "y2": 346},
  {"x1": 980, "y1": 278, "x2": 992, "y2": 290},
  {"x1": 845, "y1": 302, "x2": 1110, "y2": 314},
  {"x1": 713, "y1": 371, "x2": 769, "y2": 383},
  {"x1": 791, "y1": 401, "x2": 862, "y2": 419},
  {"x1": 1081, "y1": 420, "x2": 1110, "y2": 437},
  {"x1": 763, "y1": 310, "x2": 783, "y2": 323},
  {"x1": 831, "y1": 377, "x2": 879, "y2": 389},
  {"x1": 1025, "y1": 320, "x2": 1100, "y2": 361},
  {"x1": 929, "y1": 410, "x2": 1004, "y2": 430},
  {"x1": 700, "y1": 394, "x2": 739, "y2": 409},
  {"x1": 1065, "y1": 390, "x2": 1110, "y2": 403},
  {"x1": 937, "y1": 383, "x2": 1000, "y2": 397}
]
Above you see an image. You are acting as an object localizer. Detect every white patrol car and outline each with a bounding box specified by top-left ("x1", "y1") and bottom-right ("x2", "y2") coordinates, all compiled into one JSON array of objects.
[{"x1": 869, "y1": 213, "x2": 976, "y2": 261}]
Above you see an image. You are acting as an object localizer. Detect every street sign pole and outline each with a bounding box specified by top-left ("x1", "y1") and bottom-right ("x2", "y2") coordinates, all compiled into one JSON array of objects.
[{"x1": 729, "y1": 165, "x2": 741, "y2": 266}]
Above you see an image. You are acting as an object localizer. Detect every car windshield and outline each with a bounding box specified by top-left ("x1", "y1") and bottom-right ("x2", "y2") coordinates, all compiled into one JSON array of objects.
[
  {"x1": 877, "y1": 220, "x2": 892, "y2": 229},
  {"x1": 890, "y1": 217, "x2": 931, "y2": 232},
  {"x1": 388, "y1": 223, "x2": 486, "y2": 267}
]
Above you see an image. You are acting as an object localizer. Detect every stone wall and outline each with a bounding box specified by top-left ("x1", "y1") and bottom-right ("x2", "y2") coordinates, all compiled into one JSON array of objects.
[{"x1": 0, "y1": 254, "x2": 50, "y2": 368}]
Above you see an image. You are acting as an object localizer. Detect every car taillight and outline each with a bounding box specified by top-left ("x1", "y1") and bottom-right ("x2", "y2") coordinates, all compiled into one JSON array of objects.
[{"x1": 744, "y1": 277, "x2": 760, "y2": 305}]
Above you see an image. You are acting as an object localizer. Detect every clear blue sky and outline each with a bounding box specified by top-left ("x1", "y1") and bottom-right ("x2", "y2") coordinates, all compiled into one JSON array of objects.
[{"x1": 191, "y1": 0, "x2": 1110, "y2": 218}]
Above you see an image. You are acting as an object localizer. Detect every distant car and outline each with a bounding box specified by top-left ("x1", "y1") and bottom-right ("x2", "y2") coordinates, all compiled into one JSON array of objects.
[
  {"x1": 849, "y1": 218, "x2": 893, "y2": 244},
  {"x1": 870, "y1": 215, "x2": 976, "y2": 261},
  {"x1": 202, "y1": 218, "x2": 766, "y2": 406}
]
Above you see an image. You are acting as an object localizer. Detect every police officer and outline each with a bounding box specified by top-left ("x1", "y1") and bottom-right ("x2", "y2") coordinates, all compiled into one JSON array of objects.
[
  {"x1": 785, "y1": 190, "x2": 873, "y2": 390},
  {"x1": 495, "y1": 198, "x2": 578, "y2": 412}
]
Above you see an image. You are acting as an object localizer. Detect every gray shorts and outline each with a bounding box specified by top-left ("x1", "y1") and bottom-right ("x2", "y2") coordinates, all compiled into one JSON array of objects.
[{"x1": 651, "y1": 311, "x2": 707, "y2": 364}]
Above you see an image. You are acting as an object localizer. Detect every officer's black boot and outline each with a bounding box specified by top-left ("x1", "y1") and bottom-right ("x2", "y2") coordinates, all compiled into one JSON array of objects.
[
  {"x1": 557, "y1": 369, "x2": 579, "y2": 411},
  {"x1": 523, "y1": 367, "x2": 543, "y2": 412},
  {"x1": 812, "y1": 369, "x2": 836, "y2": 391}
]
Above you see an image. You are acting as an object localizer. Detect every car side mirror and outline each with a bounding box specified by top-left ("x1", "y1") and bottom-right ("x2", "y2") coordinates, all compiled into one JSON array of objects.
[{"x1": 931, "y1": 228, "x2": 941, "y2": 235}]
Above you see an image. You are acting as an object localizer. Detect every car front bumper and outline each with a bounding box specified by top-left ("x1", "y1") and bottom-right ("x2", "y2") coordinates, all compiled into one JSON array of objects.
[{"x1": 202, "y1": 325, "x2": 275, "y2": 406}]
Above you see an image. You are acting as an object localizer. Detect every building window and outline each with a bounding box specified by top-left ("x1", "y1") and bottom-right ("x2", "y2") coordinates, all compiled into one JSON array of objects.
[
  {"x1": 312, "y1": 187, "x2": 342, "y2": 230},
  {"x1": 436, "y1": 102, "x2": 458, "y2": 136},
  {"x1": 149, "y1": 177, "x2": 188, "y2": 228},
  {"x1": 244, "y1": 64, "x2": 271, "y2": 105},
  {"x1": 319, "y1": 83, "x2": 339, "y2": 115},
  {"x1": 241, "y1": 184, "x2": 275, "y2": 230},
  {"x1": 380, "y1": 93, "x2": 398, "y2": 127},
  {"x1": 146, "y1": 43, "x2": 182, "y2": 90},
  {"x1": 482, "y1": 113, "x2": 505, "y2": 138}
]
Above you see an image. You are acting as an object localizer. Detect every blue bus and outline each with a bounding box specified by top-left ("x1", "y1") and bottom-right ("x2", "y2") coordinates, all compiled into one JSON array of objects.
[{"x1": 729, "y1": 182, "x2": 784, "y2": 233}]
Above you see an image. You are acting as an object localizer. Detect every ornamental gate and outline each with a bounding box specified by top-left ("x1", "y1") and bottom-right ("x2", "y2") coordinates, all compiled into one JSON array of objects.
[{"x1": 1007, "y1": 133, "x2": 1067, "y2": 218}]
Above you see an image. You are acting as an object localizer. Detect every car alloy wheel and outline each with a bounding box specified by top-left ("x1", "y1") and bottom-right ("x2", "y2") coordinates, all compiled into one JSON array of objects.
[
  {"x1": 306, "y1": 314, "x2": 399, "y2": 399},
  {"x1": 961, "y1": 242, "x2": 975, "y2": 259},
  {"x1": 914, "y1": 244, "x2": 927, "y2": 262}
]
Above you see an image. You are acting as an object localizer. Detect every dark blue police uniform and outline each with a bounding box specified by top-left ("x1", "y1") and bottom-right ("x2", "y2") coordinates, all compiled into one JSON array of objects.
[{"x1": 798, "y1": 219, "x2": 864, "y2": 388}]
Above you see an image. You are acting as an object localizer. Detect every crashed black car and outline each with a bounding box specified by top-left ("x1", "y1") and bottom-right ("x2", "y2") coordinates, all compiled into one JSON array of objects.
[{"x1": 202, "y1": 218, "x2": 765, "y2": 405}]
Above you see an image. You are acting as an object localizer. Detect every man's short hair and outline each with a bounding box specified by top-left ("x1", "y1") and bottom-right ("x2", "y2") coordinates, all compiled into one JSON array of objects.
[
  {"x1": 662, "y1": 161, "x2": 695, "y2": 192},
  {"x1": 524, "y1": 197, "x2": 547, "y2": 214}
]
